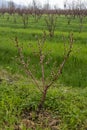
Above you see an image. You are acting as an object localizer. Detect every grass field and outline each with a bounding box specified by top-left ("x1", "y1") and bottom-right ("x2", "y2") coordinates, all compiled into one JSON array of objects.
[{"x1": 0, "y1": 14, "x2": 87, "y2": 129}]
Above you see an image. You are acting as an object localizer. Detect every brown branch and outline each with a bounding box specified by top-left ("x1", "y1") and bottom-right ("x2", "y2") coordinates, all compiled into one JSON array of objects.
[
  {"x1": 14, "y1": 37, "x2": 42, "y2": 92},
  {"x1": 37, "y1": 34, "x2": 46, "y2": 90},
  {"x1": 46, "y1": 33, "x2": 73, "y2": 89}
]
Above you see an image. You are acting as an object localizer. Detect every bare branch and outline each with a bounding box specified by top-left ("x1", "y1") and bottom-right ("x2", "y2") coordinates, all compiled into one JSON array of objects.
[
  {"x1": 37, "y1": 33, "x2": 46, "y2": 89},
  {"x1": 47, "y1": 33, "x2": 73, "y2": 89},
  {"x1": 14, "y1": 37, "x2": 42, "y2": 92}
]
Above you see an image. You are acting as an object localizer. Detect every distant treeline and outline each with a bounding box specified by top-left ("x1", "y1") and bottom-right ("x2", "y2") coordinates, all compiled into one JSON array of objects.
[{"x1": 0, "y1": 8, "x2": 87, "y2": 16}]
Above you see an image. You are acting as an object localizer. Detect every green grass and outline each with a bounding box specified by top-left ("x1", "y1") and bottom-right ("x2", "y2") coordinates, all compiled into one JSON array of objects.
[
  {"x1": 0, "y1": 71, "x2": 87, "y2": 129},
  {"x1": 0, "y1": 22, "x2": 87, "y2": 87},
  {"x1": 0, "y1": 13, "x2": 87, "y2": 129}
]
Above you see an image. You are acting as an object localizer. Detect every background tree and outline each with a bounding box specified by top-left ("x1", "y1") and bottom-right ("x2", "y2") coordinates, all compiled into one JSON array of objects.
[
  {"x1": 45, "y1": 14, "x2": 57, "y2": 37},
  {"x1": 31, "y1": 0, "x2": 43, "y2": 22}
]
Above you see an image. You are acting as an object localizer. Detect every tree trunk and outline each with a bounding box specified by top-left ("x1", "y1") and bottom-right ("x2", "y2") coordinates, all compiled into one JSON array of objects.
[{"x1": 37, "y1": 87, "x2": 48, "y2": 113}]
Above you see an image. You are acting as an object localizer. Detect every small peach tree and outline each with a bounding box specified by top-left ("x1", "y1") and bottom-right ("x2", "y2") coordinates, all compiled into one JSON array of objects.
[{"x1": 14, "y1": 32, "x2": 74, "y2": 113}]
